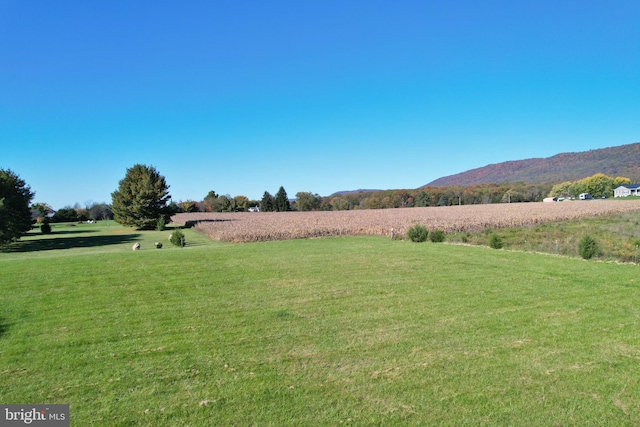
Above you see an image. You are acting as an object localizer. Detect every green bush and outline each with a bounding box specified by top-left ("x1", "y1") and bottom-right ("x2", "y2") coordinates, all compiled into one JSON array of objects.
[
  {"x1": 40, "y1": 221, "x2": 52, "y2": 234},
  {"x1": 429, "y1": 229, "x2": 446, "y2": 243},
  {"x1": 170, "y1": 230, "x2": 186, "y2": 247},
  {"x1": 407, "y1": 225, "x2": 428, "y2": 242},
  {"x1": 578, "y1": 235, "x2": 598, "y2": 259},
  {"x1": 489, "y1": 233, "x2": 504, "y2": 249},
  {"x1": 156, "y1": 216, "x2": 166, "y2": 231}
]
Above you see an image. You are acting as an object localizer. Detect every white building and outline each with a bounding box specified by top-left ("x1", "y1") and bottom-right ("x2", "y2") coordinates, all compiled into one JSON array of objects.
[{"x1": 614, "y1": 184, "x2": 640, "y2": 198}]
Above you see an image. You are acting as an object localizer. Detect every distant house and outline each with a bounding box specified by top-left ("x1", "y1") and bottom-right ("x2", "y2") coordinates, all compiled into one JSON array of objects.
[
  {"x1": 248, "y1": 206, "x2": 260, "y2": 212},
  {"x1": 614, "y1": 184, "x2": 640, "y2": 198}
]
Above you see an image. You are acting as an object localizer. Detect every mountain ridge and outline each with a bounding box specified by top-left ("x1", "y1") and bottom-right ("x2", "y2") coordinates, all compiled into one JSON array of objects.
[
  {"x1": 426, "y1": 142, "x2": 640, "y2": 187},
  {"x1": 328, "y1": 189, "x2": 383, "y2": 197}
]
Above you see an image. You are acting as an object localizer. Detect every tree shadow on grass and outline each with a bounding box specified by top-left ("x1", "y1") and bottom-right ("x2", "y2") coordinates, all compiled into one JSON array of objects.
[
  {"x1": 48, "y1": 228, "x2": 98, "y2": 235},
  {"x1": 0, "y1": 317, "x2": 11, "y2": 338},
  {"x1": 183, "y1": 219, "x2": 235, "y2": 228},
  {"x1": 27, "y1": 228, "x2": 98, "y2": 236},
  {"x1": 3, "y1": 233, "x2": 142, "y2": 253},
  {"x1": 23, "y1": 226, "x2": 98, "y2": 240}
]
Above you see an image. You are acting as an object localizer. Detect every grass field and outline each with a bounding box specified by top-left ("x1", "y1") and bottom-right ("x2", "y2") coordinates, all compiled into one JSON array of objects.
[
  {"x1": 448, "y1": 210, "x2": 640, "y2": 262},
  {"x1": 2, "y1": 222, "x2": 640, "y2": 425}
]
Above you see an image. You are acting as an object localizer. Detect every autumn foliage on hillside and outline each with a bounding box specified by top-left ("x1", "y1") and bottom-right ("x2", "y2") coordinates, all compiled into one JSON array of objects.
[{"x1": 428, "y1": 142, "x2": 640, "y2": 187}]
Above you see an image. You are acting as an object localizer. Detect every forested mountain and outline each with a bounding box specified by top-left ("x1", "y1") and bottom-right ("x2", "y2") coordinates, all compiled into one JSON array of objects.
[
  {"x1": 328, "y1": 189, "x2": 382, "y2": 197},
  {"x1": 427, "y1": 143, "x2": 640, "y2": 186}
]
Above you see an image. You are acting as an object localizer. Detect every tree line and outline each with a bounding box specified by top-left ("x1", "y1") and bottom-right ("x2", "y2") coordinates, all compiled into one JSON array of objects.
[
  {"x1": 324, "y1": 182, "x2": 554, "y2": 211},
  {"x1": 187, "y1": 183, "x2": 556, "y2": 214},
  {"x1": 31, "y1": 202, "x2": 113, "y2": 224}
]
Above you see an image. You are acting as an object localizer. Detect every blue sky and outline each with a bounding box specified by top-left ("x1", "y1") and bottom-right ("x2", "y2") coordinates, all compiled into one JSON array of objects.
[{"x1": 1, "y1": 1, "x2": 639, "y2": 209}]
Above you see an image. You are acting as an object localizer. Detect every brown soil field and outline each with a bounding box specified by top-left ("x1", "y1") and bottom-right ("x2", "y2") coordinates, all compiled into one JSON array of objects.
[{"x1": 172, "y1": 200, "x2": 640, "y2": 243}]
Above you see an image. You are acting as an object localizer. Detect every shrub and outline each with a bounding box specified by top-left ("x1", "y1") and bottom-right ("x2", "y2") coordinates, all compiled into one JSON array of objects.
[
  {"x1": 460, "y1": 233, "x2": 472, "y2": 243},
  {"x1": 578, "y1": 235, "x2": 598, "y2": 259},
  {"x1": 429, "y1": 229, "x2": 445, "y2": 243},
  {"x1": 407, "y1": 225, "x2": 428, "y2": 242},
  {"x1": 40, "y1": 221, "x2": 52, "y2": 234},
  {"x1": 156, "y1": 216, "x2": 166, "y2": 231},
  {"x1": 170, "y1": 229, "x2": 186, "y2": 247},
  {"x1": 489, "y1": 233, "x2": 504, "y2": 249}
]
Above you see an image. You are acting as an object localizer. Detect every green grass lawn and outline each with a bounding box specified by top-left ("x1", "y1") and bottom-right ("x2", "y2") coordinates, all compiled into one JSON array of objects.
[
  {"x1": 2, "y1": 223, "x2": 640, "y2": 425},
  {"x1": 0, "y1": 221, "x2": 217, "y2": 259}
]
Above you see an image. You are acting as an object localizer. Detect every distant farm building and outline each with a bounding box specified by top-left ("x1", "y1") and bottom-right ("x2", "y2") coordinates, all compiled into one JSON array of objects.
[{"x1": 614, "y1": 185, "x2": 640, "y2": 198}]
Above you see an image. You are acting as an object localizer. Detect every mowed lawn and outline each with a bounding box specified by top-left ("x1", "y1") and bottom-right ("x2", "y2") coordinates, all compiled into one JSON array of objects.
[{"x1": 2, "y1": 223, "x2": 640, "y2": 425}]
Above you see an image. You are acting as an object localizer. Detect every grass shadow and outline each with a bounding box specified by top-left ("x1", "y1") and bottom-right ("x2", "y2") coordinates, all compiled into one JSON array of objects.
[{"x1": 3, "y1": 234, "x2": 142, "y2": 253}]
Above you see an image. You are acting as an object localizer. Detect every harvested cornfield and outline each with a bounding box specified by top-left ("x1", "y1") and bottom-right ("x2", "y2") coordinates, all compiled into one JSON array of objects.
[{"x1": 172, "y1": 200, "x2": 640, "y2": 243}]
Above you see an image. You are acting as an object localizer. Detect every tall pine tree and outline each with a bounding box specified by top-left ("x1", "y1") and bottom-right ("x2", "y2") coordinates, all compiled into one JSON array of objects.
[
  {"x1": 0, "y1": 169, "x2": 34, "y2": 245},
  {"x1": 111, "y1": 164, "x2": 171, "y2": 229},
  {"x1": 260, "y1": 191, "x2": 274, "y2": 212},
  {"x1": 274, "y1": 186, "x2": 290, "y2": 212}
]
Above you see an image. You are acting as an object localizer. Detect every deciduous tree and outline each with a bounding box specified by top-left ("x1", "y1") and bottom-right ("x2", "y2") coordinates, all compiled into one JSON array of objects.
[
  {"x1": 295, "y1": 192, "x2": 322, "y2": 211},
  {"x1": 52, "y1": 207, "x2": 79, "y2": 223},
  {"x1": 203, "y1": 191, "x2": 219, "y2": 212},
  {"x1": 330, "y1": 196, "x2": 349, "y2": 211},
  {"x1": 614, "y1": 176, "x2": 632, "y2": 187},
  {"x1": 87, "y1": 202, "x2": 113, "y2": 221},
  {"x1": 233, "y1": 195, "x2": 249, "y2": 212},
  {"x1": 584, "y1": 173, "x2": 614, "y2": 198},
  {"x1": 30, "y1": 202, "x2": 53, "y2": 220},
  {"x1": 178, "y1": 200, "x2": 199, "y2": 213}
]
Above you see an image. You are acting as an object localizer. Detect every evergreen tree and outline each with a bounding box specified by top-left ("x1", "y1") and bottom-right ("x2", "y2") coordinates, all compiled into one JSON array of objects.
[
  {"x1": 111, "y1": 164, "x2": 171, "y2": 229},
  {"x1": 0, "y1": 169, "x2": 35, "y2": 245},
  {"x1": 274, "y1": 186, "x2": 290, "y2": 212},
  {"x1": 261, "y1": 191, "x2": 275, "y2": 212}
]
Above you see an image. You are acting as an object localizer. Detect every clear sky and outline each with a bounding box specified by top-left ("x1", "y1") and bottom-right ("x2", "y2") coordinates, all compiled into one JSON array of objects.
[{"x1": 1, "y1": 1, "x2": 639, "y2": 209}]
